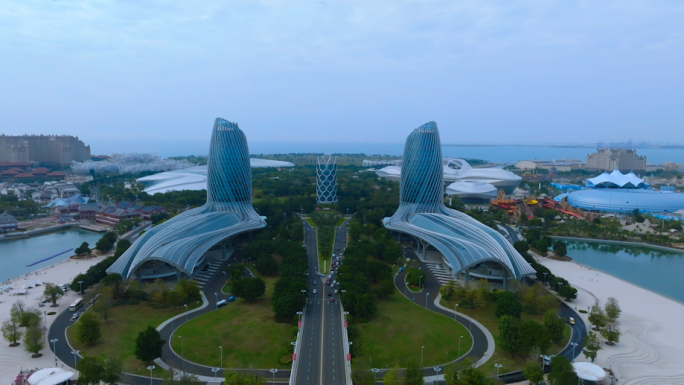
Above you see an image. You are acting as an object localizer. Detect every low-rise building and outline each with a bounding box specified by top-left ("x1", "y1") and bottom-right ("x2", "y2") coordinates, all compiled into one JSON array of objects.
[
  {"x1": 515, "y1": 160, "x2": 551, "y2": 170},
  {"x1": 0, "y1": 213, "x2": 19, "y2": 232}
]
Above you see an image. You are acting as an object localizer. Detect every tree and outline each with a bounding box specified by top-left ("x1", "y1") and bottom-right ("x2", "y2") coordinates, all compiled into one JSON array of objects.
[
  {"x1": 547, "y1": 356, "x2": 578, "y2": 385},
  {"x1": 95, "y1": 232, "x2": 117, "y2": 252},
  {"x1": 558, "y1": 284, "x2": 577, "y2": 301},
  {"x1": 553, "y1": 241, "x2": 567, "y2": 257},
  {"x1": 513, "y1": 240, "x2": 529, "y2": 255},
  {"x1": 113, "y1": 239, "x2": 132, "y2": 258},
  {"x1": 543, "y1": 310, "x2": 566, "y2": 344},
  {"x1": 601, "y1": 323, "x2": 621, "y2": 345},
  {"x1": 536, "y1": 239, "x2": 549, "y2": 254},
  {"x1": 43, "y1": 283, "x2": 63, "y2": 307},
  {"x1": 404, "y1": 358, "x2": 424, "y2": 385},
  {"x1": 75, "y1": 242, "x2": 91, "y2": 255},
  {"x1": 374, "y1": 279, "x2": 395, "y2": 300},
  {"x1": 10, "y1": 301, "x2": 27, "y2": 326},
  {"x1": 77, "y1": 312, "x2": 102, "y2": 344},
  {"x1": 523, "y1": 360, "x2": 545, "y2": 385},
  {"x1": 383, "y1": 369, "x2": 401, "y2": 385},
  {"x1": 135, "y1": 326, "x2": 165, "y2": 363},
  {"x1": 582, "y1": 331, "x2": 602, "y2": 363},
  {"x1": 498, "y1": 315, "x2": 521, "y2": 356},
  {"x1": 76, "y1": 356, "x2": 105, "y2": 385},
  {"x1": 243, "y1": 277, "x2": 266, "y2": 302},
  {"x1": 1, "y1": 320, "x2": 21, "y2": 346},
  {"x1": 256, "y1": 254, "x2": 279, "y2": 275},
  {"x1": 604, "y1": 297, "x2": 621, "y2": 323},
  {"x1": 519, "y1": 320, "x2": 551, "y2": 354},
  {"x1": 495, "y1": 291, "x2": 522, "y2": 319},
  {"x1": 588, "y1": 305, "x2": 608, "y2": 330},
  {"x1": 350, "y1": 359, "x2": 375, "y2": 385},
  {"x1": 23, "y1": 323, "x2": 44, "y2": 357},
  {"x1": 224, "y1": 371, "x2": 266, "y2": 385},
  {"x1": 94, "y1": 286, "x2": 114, "y2": 322},
  {"x1": 101, "y1": 358, "x2": 123, "y2": 385}
]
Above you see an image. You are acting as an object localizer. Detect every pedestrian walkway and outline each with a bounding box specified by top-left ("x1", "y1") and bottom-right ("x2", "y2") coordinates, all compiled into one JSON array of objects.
[
  {"x1": 192, "y1": 260, "x2": 222, "y2": 289},
  {"x1": 425, "y1": 262, "x2": 455, "y2": 286}
]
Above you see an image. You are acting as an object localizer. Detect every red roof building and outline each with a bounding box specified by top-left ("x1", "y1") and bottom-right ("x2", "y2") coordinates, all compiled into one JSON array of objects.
[{"x1": 14, "y1": 173, "x2": 34, "y2": 178}]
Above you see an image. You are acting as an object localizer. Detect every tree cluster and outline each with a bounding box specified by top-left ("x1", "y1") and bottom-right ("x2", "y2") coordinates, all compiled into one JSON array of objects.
[
  {"x1": 514, "y1": 241, "x2": 578, "y2": 301},
  {"x1": 75, "y1": 356, "x2": 122, "y2": 385}
]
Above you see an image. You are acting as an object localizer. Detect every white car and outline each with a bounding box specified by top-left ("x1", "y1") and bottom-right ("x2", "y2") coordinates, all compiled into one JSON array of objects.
[{"x1": 313, "y1": 289, "x2": 317, "y2": 294}]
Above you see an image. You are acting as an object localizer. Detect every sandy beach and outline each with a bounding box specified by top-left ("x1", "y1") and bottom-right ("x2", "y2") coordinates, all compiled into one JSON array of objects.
[
  {"x1": 533, "y1": 252, "x2": 684, "y2": 384},
  {"x1": 0, "y1": 254, "x2": 107, "y2": 385}
]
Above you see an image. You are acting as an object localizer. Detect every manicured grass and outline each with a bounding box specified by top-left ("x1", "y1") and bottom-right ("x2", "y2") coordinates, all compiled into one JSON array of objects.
[
  {"x1": 66, "y1": 303, "x2": 198, "y2": 376},
  {"x1": 336, "y1": 217, "x2": 346, "y2": 226},
  {"x1": 305, "y1": 218, "x2": 317, "y2": 227},
  {"x1": 440, "y1": 299, "x2": 572, "y2": 375},
  {"x1": 353, "y1": 293, "x2": 473, "y2": 368},
  {"x1": 170, "y1": 276, "x2": 295, "y2": 369}
]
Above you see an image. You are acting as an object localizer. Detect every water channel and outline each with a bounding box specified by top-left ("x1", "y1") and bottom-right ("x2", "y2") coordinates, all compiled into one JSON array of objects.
[
  {"x1": 0, "y1": 229, "x2": 103, "y2": 283},
  {"x1": 564, "y1": 239, "x2": 684, "y2": 304}
]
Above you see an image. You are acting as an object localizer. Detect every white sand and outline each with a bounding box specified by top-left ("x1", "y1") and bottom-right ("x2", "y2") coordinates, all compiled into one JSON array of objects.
[
  {"x1": 0, "y1": 254, "x2": 107, "y2": 385},
  {"x1": 533, "y1": 253, "x2": 684, "y2": 384}
]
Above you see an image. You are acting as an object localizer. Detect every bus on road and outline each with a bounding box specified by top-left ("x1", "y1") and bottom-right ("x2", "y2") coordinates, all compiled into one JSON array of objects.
[{"x1": 69, "y1": 298, "x2": 83, "y2": 312}]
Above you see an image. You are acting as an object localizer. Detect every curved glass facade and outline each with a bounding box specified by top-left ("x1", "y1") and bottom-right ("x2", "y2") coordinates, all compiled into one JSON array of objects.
[
  {"x1": 384, "y1": 122, "x2": 535, "y2": 280},
  {"x1": 316, "y1": 155, "x2": 338, "y2": 204},
  {"x1": 107, "y1": 118, "x2": 266, "y2": 279}
]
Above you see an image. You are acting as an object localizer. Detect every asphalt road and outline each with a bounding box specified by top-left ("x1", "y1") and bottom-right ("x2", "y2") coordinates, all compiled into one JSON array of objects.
[
  {"x1": 296, "y1": 220, "x2": 348, "y2": 385},
  {"x1": 393, "y1": 248, "x2": 490, "y2": 379},
  {"x1": 48, "y1": 237, "x2": 291, "y2": 384}
]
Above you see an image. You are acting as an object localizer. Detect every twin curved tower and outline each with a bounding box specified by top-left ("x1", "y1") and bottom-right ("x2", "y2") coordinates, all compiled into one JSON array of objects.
[
  {"x1": 384, "y1": 122, "x2": 536, "y2": 281},
  {"x1": 107, "y1": 118, "x2": 266, "y2": 280}
]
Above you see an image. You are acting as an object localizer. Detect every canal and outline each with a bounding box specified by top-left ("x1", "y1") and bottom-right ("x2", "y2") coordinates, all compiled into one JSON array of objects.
[
  {"x1": 0, "y1": 229, "x2": 103, "y2": 282},
  {"x1": 564, "y1": 239, "x2": 684, "y2": 304}
]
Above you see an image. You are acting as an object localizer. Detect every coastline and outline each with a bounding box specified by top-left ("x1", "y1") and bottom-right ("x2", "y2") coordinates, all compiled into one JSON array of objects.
[
  {"x1": 0, "y1": 223, "x2": 108, "y2": 243},
  {"x1": 550, "y1": 235, "x2": 684, "y2": 253},
  {"x1": 532, "y1": 252, "x2": 684, "y2": 383}
]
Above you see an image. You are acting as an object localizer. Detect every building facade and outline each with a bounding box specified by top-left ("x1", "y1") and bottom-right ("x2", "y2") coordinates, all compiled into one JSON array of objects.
[
  {"x1": 383, "y1": 122, "x2": 536, "y2": 284},
  {"x1": 316, "y1": 155, "x2": 338, "y2": 204},
  {"x1": 107, "y1": 118, "x2": 266, "y2": 281},
  {"x1": 0, "y1": 135, "x2": 90, "y2": 167},
  {"x1": 586, "y1": 148, "x2": 646, "y2": 173}
]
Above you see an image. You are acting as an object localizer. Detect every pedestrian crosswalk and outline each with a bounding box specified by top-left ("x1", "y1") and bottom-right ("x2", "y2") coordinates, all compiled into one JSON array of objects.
[
  {"x1": 192, "y1": 260, "x2": 222, "y2": 289},
  {"x1": 425, "y1": 263, "x2": 456, "y2": 286}
]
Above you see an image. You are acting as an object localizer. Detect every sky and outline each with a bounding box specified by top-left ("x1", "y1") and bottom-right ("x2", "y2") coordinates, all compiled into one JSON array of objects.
[{"x1": 1, "y1": 0, "x2": 683, "y2": 153}]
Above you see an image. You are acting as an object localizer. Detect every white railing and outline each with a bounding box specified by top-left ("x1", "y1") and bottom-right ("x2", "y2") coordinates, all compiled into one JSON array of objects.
[
  {"x1": 289, "y1": 306, "x2": 305, "y2": 385},
  {"x1": 340, "y1": 303, "x2": 353, "y2": 385}
]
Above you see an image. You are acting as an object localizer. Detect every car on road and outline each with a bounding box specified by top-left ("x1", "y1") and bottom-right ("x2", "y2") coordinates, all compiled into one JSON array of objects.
[
  {"x1": 334, "y1": 290, "x2": 338, "y2": 294},
  {"x1": 327, "y1": 292, "x2": 332, "y2": 296},
  {"x1": 70, "y1": 313, "x2": 80, "y2": 321},
  {"x1": 569, "y1": 317, "x2": 576, "y2": 325},
  {"x1": 330, "y1": 298, "x2": 335, "y2": 303},
  {"x1": 228, "y1": 296, "x2": 236, "y2": 302},
  {"x1": 313, "y1": 289, "x2": 317, "y2": 294},
  {"x1": 217, "y1": 299, "x2": 228, "y2": 308}
]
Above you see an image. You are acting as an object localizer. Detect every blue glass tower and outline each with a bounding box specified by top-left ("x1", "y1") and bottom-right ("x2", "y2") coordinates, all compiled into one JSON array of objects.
[
  {"x1": 385, "y1": 122, "x2": 535, "y2": 281},
  {"x1": 107, "y1": 118, "x2": 265, "y2": 280}
]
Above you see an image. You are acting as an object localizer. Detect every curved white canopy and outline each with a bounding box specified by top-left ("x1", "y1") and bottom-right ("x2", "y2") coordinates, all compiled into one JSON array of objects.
[
  {"x1": 28, "y1": 368, "x2": 74, "y2": 385},
  {"x1": 572, "y1": 362, "x2": 606, "y2": 381},
  {"x1": 586, "y1": 170, "x2": 646, "y2": 188}
]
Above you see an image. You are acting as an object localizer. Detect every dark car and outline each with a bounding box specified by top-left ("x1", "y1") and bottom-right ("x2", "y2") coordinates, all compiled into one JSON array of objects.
[{"x1": 327, "y1": 292, "x2": 332, "y2": 296}]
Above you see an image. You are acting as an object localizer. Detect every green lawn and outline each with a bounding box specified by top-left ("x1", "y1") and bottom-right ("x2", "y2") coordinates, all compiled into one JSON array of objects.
[
  {"x1": 305, "y1": 218, "x2": 317, "y2": 227},
  {"x1": 352, "y1": 293, "x2": 473, "y2": 368},
  {"x1": 170, "y1": 276, "x2": 295, "y2": 369},
  {"x1": 66, "y1": 303, "x2": 198, "y2": 376},
  {"x1": 440, "y1": 299, "x2": 572, "y2": 375},
  {"x1": 336, "y1": 217, "x2": 346, "y2": 226}
]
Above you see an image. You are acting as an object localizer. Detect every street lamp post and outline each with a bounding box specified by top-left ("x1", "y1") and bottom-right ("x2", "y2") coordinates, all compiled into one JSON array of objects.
[
  {"x1": 178, "y1": 336, "x2": 184, "y2": 356},
  {"x1": 219, "y1": 346, "x2": 223, "y2": 367},
  {"x1": 343, "y1": 311, "x2": 349, "y2": 323},
  {"x1": 425, "y1": 292, "x2": 430, "y2": 309},
  {"x1": 222, "y1": 270, "x2": 227, "y2": 282},
  {"x1": 301, "y1": 289, "x2": 307, "y2": 300},
  {"x1": 371, "y1": 368, "x2": 379, "y2": 382},
  {"x1": 434, "y1": 367, "x2": 442, "y2": 380},
  {"x1": 50, "y1": 338, "x2": 58, "y2": 359},
  {"x1": 419, "y1": 276, "x2": 423, "y2": 292},
  {"x1": 71, "y1": 350, "x2": 79, "y2": 369},
  {"x1": 77, "y1": 281, "x2": 83, "y2": 295},
  {"x1": 495, "y1": 363, "x2": 502, "y2": 379},
  {"x1": 421, "y1": 346, "x2": 425, "y2": 368},
  {"x1": 543, "y1": 272, "x2": 547, "y2": 286},
  {"x1": 297, "y1": 311, "x2": 303, "y2": 324},
  {"x1": 211, "y1": 368, "x2": 219, "y2": 382},
  {"x1": 459, "y1": 336, "x2": 463, "y2": 357},
  {"x1": 570, "y1": 342, "x2": 578, "y2": 362},
  {"x1": 147, "y1": 365, "x2": 155, "y2": 385},
  {"x1": 214, "y1": 292, "x2": 218, "y2": 308},
  {"x1": 558, "y1": 282, "x2": 563, "y2": 292},
  {"x1": 184, "y1": 304, "x2": 189, "y2": 322},
  {"x1": 269, "y1": 368, "x2": 278, "y2": 384},
  {"x1": 454, "y1": 304, "x2": 459, "y2": 321}
]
